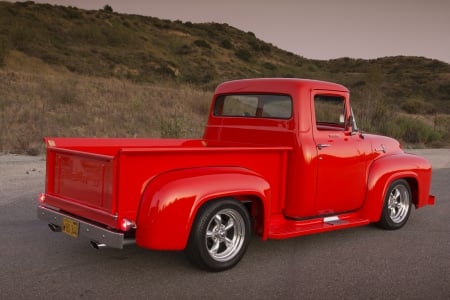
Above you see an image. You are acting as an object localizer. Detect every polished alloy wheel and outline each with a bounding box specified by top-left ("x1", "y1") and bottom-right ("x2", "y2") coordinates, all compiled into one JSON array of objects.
[
  {"x1": 377, "y1": 179, "x2": 412, "y2": 230},
  {"x1": 387, "y1": 184, "x2": 410, "y2": 224},
  {"x1": 205, "y1": 208, "x2": 246, "y2": 262},
  {"x1": 186, "y1": 199, "x2": 251, "y2": 271}
]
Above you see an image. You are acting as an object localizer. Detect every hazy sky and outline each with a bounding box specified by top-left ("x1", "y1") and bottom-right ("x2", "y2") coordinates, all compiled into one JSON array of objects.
[{"x1": 26, "y1": 0, "x2": 450, "y2": 64}]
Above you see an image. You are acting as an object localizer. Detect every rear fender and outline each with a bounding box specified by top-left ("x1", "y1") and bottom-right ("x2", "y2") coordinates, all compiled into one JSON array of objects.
[
  {"x1": 360, "y1": 153, "x2": 433, "y2": 221},
  {"x1": 135, "y1": 167, "x2": 271, "y2": 250}
]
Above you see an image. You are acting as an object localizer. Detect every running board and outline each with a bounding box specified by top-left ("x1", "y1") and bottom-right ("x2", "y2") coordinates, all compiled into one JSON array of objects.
[{"x1": 268, "y1": 215, "x2": 370, "y2": 240}]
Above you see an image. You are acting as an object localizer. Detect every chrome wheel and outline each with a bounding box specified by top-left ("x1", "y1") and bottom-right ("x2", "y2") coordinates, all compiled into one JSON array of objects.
[
  {"x1": 205, "y1": 208, "x2": 246, "y2": 262},
  {"x1": 377, "y1": 179, "x2": 412, "y2": 230},
  {"x1": 185, "y1": 199, "x2": 251, "y2": 271},
  {"x1": 387, "y1": 184, "x2": 410, "y2": 224}
]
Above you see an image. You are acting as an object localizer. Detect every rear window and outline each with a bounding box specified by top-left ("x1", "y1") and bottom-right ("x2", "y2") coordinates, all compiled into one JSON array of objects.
[{"x1": 214, "y1": 94, "x2": 292, "y2": 119}]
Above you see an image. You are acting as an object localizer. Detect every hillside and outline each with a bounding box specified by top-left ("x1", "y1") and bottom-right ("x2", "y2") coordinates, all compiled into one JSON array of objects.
[{"x1": 0, "y1": 1, "x2": 449, "y2": 153}]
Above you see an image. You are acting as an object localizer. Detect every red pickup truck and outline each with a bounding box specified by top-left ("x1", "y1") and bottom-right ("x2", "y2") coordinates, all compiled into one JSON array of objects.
[{"x1": 38, "y1": 78, "x2": 435, "y2": 271}]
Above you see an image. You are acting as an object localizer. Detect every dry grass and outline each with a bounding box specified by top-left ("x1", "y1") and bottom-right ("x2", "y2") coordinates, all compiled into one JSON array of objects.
[
  {"x1": 0, "y1": 52, "x2": 212, "y2": 154},
  {"x1": 1, "y1": 51, "x2": 449, "y2": 154}
]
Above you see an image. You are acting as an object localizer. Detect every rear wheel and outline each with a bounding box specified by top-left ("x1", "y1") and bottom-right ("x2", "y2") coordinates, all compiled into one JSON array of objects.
[
  {"x1": 185, "y1": 199, "x2": 251, "y2": 272},
  {"x1": 377, "y1": 179, "x2": 412, "y2": 230}
]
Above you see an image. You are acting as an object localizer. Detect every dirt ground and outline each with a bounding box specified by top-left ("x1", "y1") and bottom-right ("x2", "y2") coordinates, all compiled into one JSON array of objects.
[
  {"x1": 0, "y1": 149, "x2": 449, "y2": 206},
  {"x1": 0, "y1": 155, "x2": 46, "y2": 205}
]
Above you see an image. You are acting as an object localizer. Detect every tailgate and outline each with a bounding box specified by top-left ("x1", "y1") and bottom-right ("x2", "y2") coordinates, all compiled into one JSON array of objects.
[{"x1": 44, "y1": 148, "x2": 117, "y2": 227}]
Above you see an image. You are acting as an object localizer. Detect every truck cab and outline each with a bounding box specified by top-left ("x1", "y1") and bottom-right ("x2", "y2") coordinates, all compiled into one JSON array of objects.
[{"x1": 205, "y1": 78, "x2": 392, "y2": 219}]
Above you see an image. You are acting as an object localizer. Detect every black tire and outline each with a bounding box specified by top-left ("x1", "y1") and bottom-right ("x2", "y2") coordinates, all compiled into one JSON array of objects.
[
  {"x1": 377, "y1": 179, "x2": 412, "y2": 230},
  {"x1": 185, "y1": 199, "x2": 251, "y2": 272}
]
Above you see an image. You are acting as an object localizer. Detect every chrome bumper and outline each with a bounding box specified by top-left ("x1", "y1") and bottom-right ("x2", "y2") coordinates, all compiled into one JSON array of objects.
[{"x1": 37, "y1": 205, "x2": 135, "y2": 249}]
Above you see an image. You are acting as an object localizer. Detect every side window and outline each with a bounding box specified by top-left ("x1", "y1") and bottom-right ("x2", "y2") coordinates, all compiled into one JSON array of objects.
[{"x1": 314, "y1": 95, "x2": 346, "y2": 130}]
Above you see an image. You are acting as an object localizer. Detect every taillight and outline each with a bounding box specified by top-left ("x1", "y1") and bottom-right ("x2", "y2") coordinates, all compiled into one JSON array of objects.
[
  {"x1": 120, "y1": 219, "x2": 136, "y2": 232},
  {"x1": 38, "y1": 193, "x2": 46, "y2": 203}
]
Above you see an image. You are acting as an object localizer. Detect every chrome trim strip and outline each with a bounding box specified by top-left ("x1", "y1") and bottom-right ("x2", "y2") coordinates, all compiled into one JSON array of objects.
[
  {"x1": 323, "y1": 216, "x2": 339, "y2": 222},
  {"x1": 37, "y1": 205, "x2": 135, "y2": 249}
]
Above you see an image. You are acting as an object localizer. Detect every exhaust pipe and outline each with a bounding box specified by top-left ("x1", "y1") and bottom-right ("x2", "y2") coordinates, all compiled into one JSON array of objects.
[
  {"x1": 48, "y1": 223, "x2": 61, "y2": 232},
  {"x1": 90, "y1": 241, "x2": 107, "y2": 250}
]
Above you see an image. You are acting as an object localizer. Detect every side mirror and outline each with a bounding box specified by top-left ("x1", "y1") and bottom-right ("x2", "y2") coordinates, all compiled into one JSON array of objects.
[
  {"x1": 347, "y1": 113, "x2": 364, "y2": 139},
  {"x1": 346, "y1": 115, "x2": 355, "y2": 132},
  {"x1": 347, "y1": 115, "x2": 360, "y2": 136}
]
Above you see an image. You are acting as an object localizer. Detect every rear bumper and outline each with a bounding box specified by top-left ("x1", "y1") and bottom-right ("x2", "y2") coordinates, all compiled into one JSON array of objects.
[{"x1": 37, "y1": 205, "x2": 135, "y2": 249}]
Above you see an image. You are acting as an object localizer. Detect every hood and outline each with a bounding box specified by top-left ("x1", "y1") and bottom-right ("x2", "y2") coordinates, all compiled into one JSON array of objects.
[{"x1": 364, "y1": 133, "x2": 403, "y2": 159}]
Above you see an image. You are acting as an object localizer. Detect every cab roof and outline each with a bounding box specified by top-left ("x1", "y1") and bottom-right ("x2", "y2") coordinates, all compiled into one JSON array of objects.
[{"x1": 214, "y1": 78, "x2": 349, "y2": 95}]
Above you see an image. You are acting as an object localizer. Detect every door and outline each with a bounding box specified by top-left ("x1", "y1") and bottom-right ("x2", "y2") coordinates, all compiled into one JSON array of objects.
[{"x1": 312, "y1": 92, "x2": 369, "y2": 215}]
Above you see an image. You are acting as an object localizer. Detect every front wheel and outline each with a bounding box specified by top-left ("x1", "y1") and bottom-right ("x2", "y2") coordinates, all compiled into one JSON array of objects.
[
  {"x1": 377, "y1": 179, "x2": 412, "y2": 230},
  {"x1": 185, "y1": 199, "x2": 251, "y2": 272}
]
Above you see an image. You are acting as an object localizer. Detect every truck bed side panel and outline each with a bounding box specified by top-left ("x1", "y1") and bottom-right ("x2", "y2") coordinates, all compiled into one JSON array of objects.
[{"x1": 115, "y1": 147, "x2": 291, "y2": 223}]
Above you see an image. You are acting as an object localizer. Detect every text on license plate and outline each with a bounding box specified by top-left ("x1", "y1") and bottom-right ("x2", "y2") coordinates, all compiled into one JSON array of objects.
[{"x1": 62, "y1": 217, "x2": 79, "y2": 238}]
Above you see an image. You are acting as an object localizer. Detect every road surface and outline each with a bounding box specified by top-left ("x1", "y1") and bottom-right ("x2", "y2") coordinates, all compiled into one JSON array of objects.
[{"x1": 0, "y1": 150, "x2": 449, "y2": 299}]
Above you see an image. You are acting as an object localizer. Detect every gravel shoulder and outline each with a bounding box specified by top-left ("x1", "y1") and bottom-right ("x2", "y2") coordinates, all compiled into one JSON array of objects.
[
  {"x1": 406, "y1": 148, "x2": 450, "y2": 169},
  {"x1": 0, "y1": 155, "x2": 46, "y2": 205}
]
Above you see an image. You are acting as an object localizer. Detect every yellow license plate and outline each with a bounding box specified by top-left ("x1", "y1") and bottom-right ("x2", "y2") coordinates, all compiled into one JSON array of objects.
[{"x1": 62, "y1": 217, "x2": 79, "y2": 238}]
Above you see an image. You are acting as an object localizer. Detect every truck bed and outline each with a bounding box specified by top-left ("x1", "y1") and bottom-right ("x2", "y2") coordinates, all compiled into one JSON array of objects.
[{"x1": 43, "y1": 138, "x2": 291, "y2": 230}]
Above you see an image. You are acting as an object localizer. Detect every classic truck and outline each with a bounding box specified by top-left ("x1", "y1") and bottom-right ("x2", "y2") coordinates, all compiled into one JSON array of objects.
[{"x1": 37, "y1": 78, "x2": 435, "y2": 271}]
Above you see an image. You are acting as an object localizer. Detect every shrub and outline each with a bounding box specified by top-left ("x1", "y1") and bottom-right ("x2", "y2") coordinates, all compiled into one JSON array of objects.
[
  {"x1": 402, "y1": 98, "x2": 436, "y2": 114},
  {"x1": 0, "y1": 38, "x2": 6, "y2": 66},
  {"x1": 159, "y1": 117, "x2": 183, "y2": 138},
  {"x1": 102, "y1": 5, "x2": 113, "y2": 13},
  {"x1": 249, "y1": 40, "x2": 271, "y2": 54},
  {"x1": 393, "y1": 116, "x2": 440, "y2": 145},
  {"x1": 235, "y1": 49, "x2": 252, "y2": 62},
  {"x1": 263, "y1": 62, "x2": 276, "y2": 70},
  {"x1": 433, "y1": 114, "x2": 450, "y2": 144},
  {"x1": 156, "y1": 63, "x2": 177, "y2": 77},
  {"x1": 220, "y1": 39, "x2": 233, "y2": 49},
  {"x1": 63, "y1": 7, "x2": 82, "y2": 19},
  {"x1": 193, "y1": 39, "x2": 211, "y2": 49},
  {"x1": 177, "y1": 44, "x2": 192, "y2": 55}
]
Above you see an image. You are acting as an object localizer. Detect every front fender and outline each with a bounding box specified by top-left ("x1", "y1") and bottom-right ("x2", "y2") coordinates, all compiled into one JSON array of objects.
[
  {"x1": 135, "y1": 167, "x2": 271, "y2": 250},
  {"x1": 360, "y1": 153, "x2": 433, "y2": 221}
]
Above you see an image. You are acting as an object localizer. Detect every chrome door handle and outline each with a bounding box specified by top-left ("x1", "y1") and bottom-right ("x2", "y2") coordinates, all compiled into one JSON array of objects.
[{"x1": 317, "y1": 144, "x2": 331, "y2": 150}]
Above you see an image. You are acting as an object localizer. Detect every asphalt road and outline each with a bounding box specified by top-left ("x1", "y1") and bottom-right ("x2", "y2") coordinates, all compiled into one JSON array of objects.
[{"x1": 0, "y1": 155, "x2": 449, "y2": 299}]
